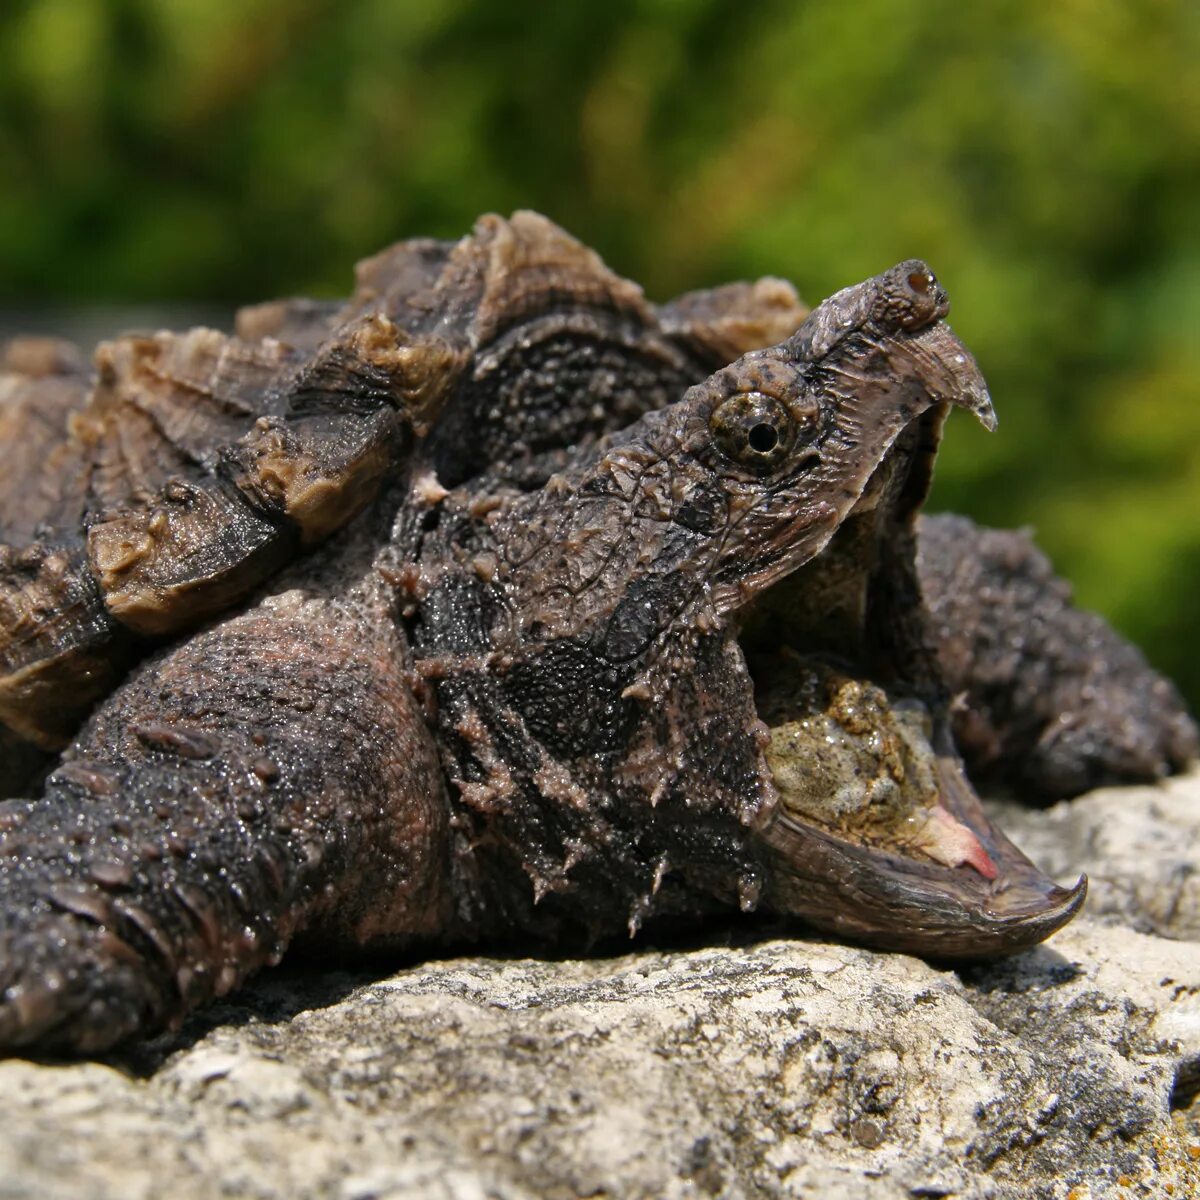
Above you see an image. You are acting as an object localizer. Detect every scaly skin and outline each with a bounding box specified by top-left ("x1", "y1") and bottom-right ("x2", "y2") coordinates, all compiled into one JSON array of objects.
[
  {"x1": 917, "y1": 513, "x2": 1198, "y2": 798},
  {"x1": 0, "y1": 225, "x2": 1192, "y2": 1055},
  {"x1": 0, "y1": 542, "x2": 450, "y2": 1052},
  {"x1": 0, "y1": 212, "x2": 803, "y2": 775},
  {"x1": 400, "y1": 261, "x2": 1084, "y2": 959}
]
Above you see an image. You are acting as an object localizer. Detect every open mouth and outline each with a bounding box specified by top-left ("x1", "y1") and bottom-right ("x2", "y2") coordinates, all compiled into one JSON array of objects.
[{"x1": 737, "y1": 405, "x2": 1086, "y2": 959}]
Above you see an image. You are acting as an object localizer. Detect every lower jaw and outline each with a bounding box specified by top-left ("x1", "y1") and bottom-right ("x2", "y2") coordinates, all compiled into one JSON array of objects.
[
  {"x1": 739, "y1": 588, "x2": 1086, "y2": 959},
  {"x1": 756, "y1": 790, "x2": 1087, "y2": 959},
  {"x1": 753, "y1": 652, "x2": 997, "y2": 875}
]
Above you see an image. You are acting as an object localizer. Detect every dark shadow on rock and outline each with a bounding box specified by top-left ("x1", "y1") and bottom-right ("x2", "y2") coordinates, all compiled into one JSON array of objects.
[
  {"x1": 485, "y1": 911, "x2": 809, "y2": 962},
  {"x1": 21, "y1": 912, "x2": 1050, "y2": 1079},
  {"x1": 956, "y1": 942, "x2": 1083, "y2": 994},
  {"x1": 108, "y1": 964, "x2": 382, "y2": 1078},
  {"x1": 83, "y1": 913, "x2": 831, "y2": 1078},
  {"x1": 1171, "y1": 1054, "x2": 1200, "y2": 1112}
]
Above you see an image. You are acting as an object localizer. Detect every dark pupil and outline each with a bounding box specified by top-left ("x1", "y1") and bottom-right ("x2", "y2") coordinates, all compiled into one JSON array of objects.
[{"x1": 747, "y1": 422, "x2": 779, "y2": 453}]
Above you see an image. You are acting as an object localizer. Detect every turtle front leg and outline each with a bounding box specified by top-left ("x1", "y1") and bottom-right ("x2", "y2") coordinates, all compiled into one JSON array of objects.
[
  {"x1": 0, "y1": 587, "x2": 451, "y2": 1055},
  {"x1": 917, "y1": 513, "x2": 1198, "y2": 798}
]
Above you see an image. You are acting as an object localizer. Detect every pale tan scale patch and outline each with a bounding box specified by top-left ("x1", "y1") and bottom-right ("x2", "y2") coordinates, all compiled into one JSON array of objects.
[
  {"x1": 413, "y1": 651, "x2": 493, "y2": 682},
  {"x1": 0, "y1": 547, "x2": 125, "y2": 744},
  {"x1": 451, "y1": 707, "x2": 517, "y2": 816},
  {"x1": 88, "y1": 477, "x2": 286, "y2": 635},
  {"x1": 469, "y1": 493, "x2": 505, "y2": 519},
  {"x1": 561, "y1": 837, "x2": 589, "y2": 873},
  {"x1": 89, "y1": 521, "x2": 157, "y2": 578},
  {"x1": 238, "y1": 423, "x2": 393, "y2": 546},
  {"x1": 285, "y1": 458, "x2": 389, "y2": 542},
  {"x1": 471, "y1": 553, "x2": 499, "y2": 583},
  {"x1": 620, "y1": 679, "x2": 654, "y2": 702},
  {"x1": 243, "y1": 426, "x2": 302, "y2": 503},
  {"x1": 532, "y1": 758, "x2": 589, "y2": 811},
  {"x1": 412, "y1": 470, "x2": 449, "y2": 505},
  {"x1": 651, "y1": 857, "x2": 670, "y2": 895},
  {"x1": 469, "y1": 210, "x2": 653, "y2": 347},
  {"x1": 382, "y1": 562, "x2": 424, "y2": 597},
  {"x1": 259, "y1": 589, "x2": 313, "y2": 614},
  {"x1": 605, "y1": 462, "x2": 640, "y2": 500},
  {"x1": 344, "y1": 317, "x2": 466, "y2": 427}
]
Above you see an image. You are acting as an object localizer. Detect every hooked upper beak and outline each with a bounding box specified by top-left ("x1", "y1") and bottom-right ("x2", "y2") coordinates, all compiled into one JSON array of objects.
[
  {"x1": 717, "y1": 258, "x2": 1083, "y2": 957},
  {"x1": 912, "y1": 320, "x2": 998, "y2": 433}
]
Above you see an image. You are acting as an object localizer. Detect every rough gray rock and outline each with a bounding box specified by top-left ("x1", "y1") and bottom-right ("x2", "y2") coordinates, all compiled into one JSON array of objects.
[
  {"x1": 1, "y1": 774, "x2": 1198, "y2": 1200},
  {"x1": 984, "y1": 777, "x2": 1200, "y2": 941}
]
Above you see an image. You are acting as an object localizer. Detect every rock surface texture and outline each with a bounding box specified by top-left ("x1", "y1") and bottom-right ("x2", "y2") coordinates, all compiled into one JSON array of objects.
[{"x1": 1, "y1": 772, "x2": 1197, "y2": 1200}]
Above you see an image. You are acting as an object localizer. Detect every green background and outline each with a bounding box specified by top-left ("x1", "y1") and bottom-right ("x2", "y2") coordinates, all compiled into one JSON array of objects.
[{"x1": 1, "y1": 0, "x2": 1197, "y2": 708}]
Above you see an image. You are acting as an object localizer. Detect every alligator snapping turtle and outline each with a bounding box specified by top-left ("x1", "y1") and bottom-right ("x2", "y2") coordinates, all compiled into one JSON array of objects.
[{"x1": 0, "y1": 213, "x2": 1195, "y2": 1054}]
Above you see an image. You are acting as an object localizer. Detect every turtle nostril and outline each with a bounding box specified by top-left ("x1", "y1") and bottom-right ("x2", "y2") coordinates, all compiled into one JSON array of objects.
[{"x1": 907, "y1": 269, "x2": 934, "y2": 295}]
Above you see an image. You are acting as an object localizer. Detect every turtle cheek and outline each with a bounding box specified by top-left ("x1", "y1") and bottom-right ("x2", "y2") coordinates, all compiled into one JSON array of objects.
[
  {"x1": 598, "y1": 575, "x2": 677, "y2": 665},
  {"x1": 674, "y1": 480, "x2": 727, "y2": 535}
]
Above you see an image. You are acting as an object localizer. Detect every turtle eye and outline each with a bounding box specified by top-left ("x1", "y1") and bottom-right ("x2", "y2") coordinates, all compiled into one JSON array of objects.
[{"x1": 710, "y1": 391, "x2": 799, "y2": 470}]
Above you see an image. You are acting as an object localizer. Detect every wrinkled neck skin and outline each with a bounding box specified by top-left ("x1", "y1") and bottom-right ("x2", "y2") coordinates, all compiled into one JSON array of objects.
[
  {"x1": 390, "y1": 262, "x2": 1084, "y2": 957},
  {"x1": 398, "y1": 415, "x2": 939, "y2": 945},
  {"x1": 394, "y1": 442, "x2": 776, "y2": 942}
]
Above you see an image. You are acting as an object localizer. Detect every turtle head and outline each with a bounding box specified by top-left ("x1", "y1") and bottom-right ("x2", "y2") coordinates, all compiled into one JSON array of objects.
[
  {"x1": 648, "y1": 259, "x2": 997, "y2": 615},
  {"x1": 689, "y1": 261, "x2": 1083, "y2": 957},
  {"x1": 413, "y1": 261, "x2": 1083, "y2": 956}
]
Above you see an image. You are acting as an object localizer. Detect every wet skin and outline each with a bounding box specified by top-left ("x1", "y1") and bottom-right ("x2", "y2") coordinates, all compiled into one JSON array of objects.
[
  {"x1": 0, "y1": 215, "x2": 1190, "y2": 1054},
  {"x1": 399, "y1": 260, "x2": 1084, "y2": 961}
]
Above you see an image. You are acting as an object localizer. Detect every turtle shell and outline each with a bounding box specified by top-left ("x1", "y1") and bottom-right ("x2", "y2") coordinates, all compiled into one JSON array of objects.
[{"x1": 0, "y1": 212, "x2": 805, "y2": 777}]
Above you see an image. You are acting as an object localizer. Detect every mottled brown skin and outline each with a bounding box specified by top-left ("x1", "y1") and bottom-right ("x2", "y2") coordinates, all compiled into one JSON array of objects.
[
  {"x1": 917, "y1": 514, "x2": 1199, "y2": 798},
  {"x1": 0, "y1": 560, "x2": 450, "y2": 1051},
  {"x1": 396, "y1": 262, "x2": 1086, "y2": 959},
  {"x1": 0, "y1": 215, "x2": 1192, "y2": 1055},
  {"x1": 0, "y1": 213, "x2": 816, "y2": 1051},
  {"x1": 0, "y1": 212, "x2": 800, "y2": 774}
]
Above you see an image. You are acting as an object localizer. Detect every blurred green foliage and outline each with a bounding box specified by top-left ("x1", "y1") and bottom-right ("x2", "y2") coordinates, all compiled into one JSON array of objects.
[{"x1": 1, "y1": 0, "x2": 1197, "y2": 706}]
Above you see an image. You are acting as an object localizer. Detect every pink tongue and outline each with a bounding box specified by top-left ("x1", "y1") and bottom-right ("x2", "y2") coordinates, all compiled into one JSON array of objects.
[{"x1": 915, "y1": 804, "x2": 998, "y2": 879}]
